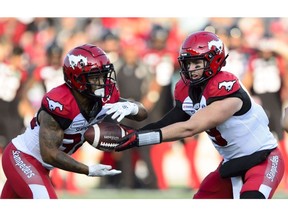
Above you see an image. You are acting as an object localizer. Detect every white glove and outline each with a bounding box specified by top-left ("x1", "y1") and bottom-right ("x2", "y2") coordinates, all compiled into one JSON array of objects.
[
  {"x1": 104, "y1": 101, "x2": 139, "y2": 122},
  {"x1": 88, "y1": 164, "x2": 122, "y2": 177}
]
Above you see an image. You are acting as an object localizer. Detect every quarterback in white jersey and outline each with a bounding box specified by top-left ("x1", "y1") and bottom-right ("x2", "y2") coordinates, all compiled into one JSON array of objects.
[
  {"x1": 115, "y1": 31, "x2": 285, "y2": 199},
  {"x1": 1, "y1": 44, "x2": 147, "y2": 199}
]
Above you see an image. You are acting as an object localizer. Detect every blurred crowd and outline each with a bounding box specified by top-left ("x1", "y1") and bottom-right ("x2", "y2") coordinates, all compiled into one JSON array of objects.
[{"x1": 1, "y1": 17, "x2": 288, "y2": 192}]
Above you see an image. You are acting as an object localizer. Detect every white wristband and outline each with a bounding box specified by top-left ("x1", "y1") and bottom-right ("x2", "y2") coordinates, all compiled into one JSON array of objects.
[{"x1": 138, "y1": 131, "x2": 161, "y2": 146}]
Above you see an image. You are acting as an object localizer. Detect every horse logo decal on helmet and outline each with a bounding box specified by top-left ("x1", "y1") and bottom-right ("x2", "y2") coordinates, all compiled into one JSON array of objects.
[
  {"x1": 68, "y1": 54, "x2": 88, "y2": 69},
  {"x1": 208, "y1": 40, "x2": 223, "y2": 54}
]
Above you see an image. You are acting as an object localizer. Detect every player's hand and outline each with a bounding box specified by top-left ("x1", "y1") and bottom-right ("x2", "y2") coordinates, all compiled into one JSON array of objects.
[
  {"x1": 115, "y1": 131, "x2": 140, "y2": 152},
  {"x1": 104, "y1": 102, "x2": 139, "y2": 122},
  {"x1": 88, "y1": 164, "x2": 122, "y2": 177}
]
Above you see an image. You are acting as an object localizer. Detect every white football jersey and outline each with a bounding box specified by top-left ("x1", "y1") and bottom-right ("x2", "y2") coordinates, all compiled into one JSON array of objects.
[
  {"x1": 174, "y1": 71, "x2": 277, "y2": 162},
  {"x1": 12, "y1": 84, "x2": 120, "y2": 169}
]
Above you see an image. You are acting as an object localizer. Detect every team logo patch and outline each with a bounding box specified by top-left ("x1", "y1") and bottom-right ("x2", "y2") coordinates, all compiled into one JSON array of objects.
[
  {"x1": 46, "y1": 97, "x2": 63, "y2": 111},
  {"x1": 68, "y1": 54, "x2": 88, "y2": 69},
  {"x1": 218, "y1": 80, "x2": 236, "y2": 91}
]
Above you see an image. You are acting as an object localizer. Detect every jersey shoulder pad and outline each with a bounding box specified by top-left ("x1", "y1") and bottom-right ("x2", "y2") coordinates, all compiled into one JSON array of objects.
[
  {"x1": 41, "y1": 84, "x2": 79, "y2": 119},
  {"x1": 174, "y1": 79, "x2": 189, "y2": 102},
  {"x1": 204, "y1": 71, "x2": 240, "y2": 98}
]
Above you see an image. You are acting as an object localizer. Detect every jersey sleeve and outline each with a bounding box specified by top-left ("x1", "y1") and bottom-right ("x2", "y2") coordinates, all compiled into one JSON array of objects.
[{"x1": 40, "y1": 84, "x2": 77, "y2": 129}]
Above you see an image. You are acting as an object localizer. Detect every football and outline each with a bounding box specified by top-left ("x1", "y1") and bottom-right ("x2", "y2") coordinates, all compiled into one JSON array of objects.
[{"x1": 84, "y1": 122, "x2": 127, "y2": 152}]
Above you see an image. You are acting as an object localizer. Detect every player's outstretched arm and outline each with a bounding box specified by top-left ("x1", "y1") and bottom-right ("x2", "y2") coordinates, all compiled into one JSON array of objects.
[{"x1": 115, "y1": 97, "x2": 243, "y2": 151}]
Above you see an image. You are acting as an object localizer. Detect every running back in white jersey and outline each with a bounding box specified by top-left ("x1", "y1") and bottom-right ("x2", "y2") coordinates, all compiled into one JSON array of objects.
[{"x1": 12, "y1": 83, "x2": 120, "y2": 169}]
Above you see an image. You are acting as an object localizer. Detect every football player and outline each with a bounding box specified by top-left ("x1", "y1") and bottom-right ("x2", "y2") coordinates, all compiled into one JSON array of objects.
[
  {"x1": 115, "y1": 31, "x2": 285, "y2": 199},
  {"x1": 1, "y1": 44, "x2": 147, "y2": 199}
]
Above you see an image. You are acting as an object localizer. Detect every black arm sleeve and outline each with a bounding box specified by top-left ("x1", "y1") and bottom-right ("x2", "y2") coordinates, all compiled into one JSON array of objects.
[{"x1": 140, "y1": 100, "x2": 190, "y2": 130}]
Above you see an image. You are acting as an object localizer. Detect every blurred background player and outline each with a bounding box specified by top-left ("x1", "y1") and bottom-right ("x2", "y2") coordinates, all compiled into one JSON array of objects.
[
  {"x1": 241, "y1": 37, "x2": 288, "y2": 188},
  {"x1": 0, "y1": 41, "x2": 29, "y2": 152},
  {"x1": 96, "y1": 29, "x2": 158, "y2": 189},
  {"x1": 110, "y1": 36, "x2": 158, "y2": 189},
  {"x1": 140, "y1": 24, "x2": 177, "y2": 190}
]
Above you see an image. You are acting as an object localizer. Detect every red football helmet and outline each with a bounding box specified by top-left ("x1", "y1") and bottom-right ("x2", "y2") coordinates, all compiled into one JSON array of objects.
[
  {"x1": 63, "y1": 44, "x2": 116, "y2": 99},
  {"x1": 178, "y1": 31, "x2": 228, "y2": 86}
]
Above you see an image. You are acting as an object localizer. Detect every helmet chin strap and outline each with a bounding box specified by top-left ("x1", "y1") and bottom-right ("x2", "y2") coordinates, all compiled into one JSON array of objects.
[{"x1": 94, "y1": 88, "x2": 105, "y2": 97}]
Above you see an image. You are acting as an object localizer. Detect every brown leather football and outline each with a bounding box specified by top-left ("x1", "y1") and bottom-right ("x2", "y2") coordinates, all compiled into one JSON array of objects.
[{"x1": 84, "y1": 122, "x2": 126, "y2": 152}]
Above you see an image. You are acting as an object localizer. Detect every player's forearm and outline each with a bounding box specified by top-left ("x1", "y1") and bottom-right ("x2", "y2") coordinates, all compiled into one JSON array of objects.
[
  {"x1": 161, "y1": 121, "x2": 198, "y2": 142},
  {"x1": 136, "y1": 121, "x2": 198, "y2": 147},
  {"x1": 161, "y1": 98, "x2": 242, "y2": 142},
  {"x1": 45, "y1": 150, "x2": 89, "y2": 175},
  {"x1": 138, "y1": 115, "x2": 207, "y2": 146},
  {"x1": 126, "y1": 102, "x2": 148, "y2": 121}
]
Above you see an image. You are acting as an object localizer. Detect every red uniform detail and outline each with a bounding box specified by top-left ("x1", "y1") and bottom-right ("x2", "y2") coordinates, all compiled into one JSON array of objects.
[
  {"x1": 202, "y1": 71, "x2": 240, "y2": 98},
  {"x1": 194, "y1": 148, "x2": 284, "y2": 199},
  {"x1": 1, "y1": 143, "x2": 57, "y2": 199}
]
